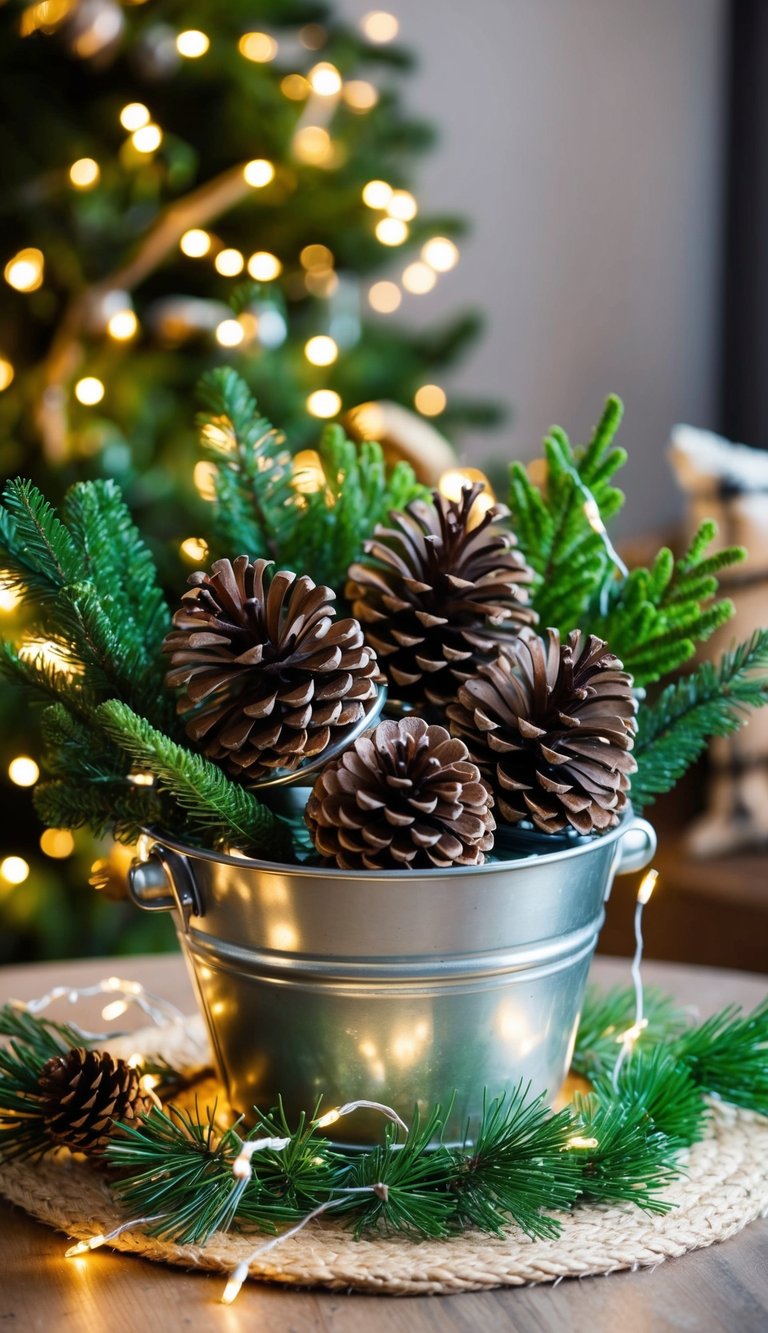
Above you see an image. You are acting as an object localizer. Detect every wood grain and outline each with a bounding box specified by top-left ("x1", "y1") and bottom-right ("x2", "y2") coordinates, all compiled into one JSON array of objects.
[{"x1": 1, "y1": 954, "x2": 766, "y2": 1333}]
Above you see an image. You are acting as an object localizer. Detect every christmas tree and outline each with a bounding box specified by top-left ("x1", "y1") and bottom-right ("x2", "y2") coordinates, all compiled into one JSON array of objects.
[{"x1": 0, "y1": 0, "x2": 500, "y2": 961}]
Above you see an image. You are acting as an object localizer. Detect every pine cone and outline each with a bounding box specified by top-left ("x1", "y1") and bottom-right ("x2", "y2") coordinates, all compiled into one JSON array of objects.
[
  {"x1": 39, "y1": 1048, "x2": 155, "y2": 1156},
  {"x1": 447, "y1": 630, "x2": 637, "y2": 835},
  {"x1": 164, "y1": 557, "x2": 379, "y2": 782},
  {"x1": 305, "y1": 716, "x2": 495, "y2": 870},
  {"x1": 346, "y1": 484, "x2": 536, "y2": 708}
]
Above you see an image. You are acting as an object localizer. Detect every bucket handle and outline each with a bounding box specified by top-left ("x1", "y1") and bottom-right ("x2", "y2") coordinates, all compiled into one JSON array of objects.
[
  {"x1": 128, "y1": 841, "x2": 203, "y2": 929},
  {"x1": 613, "y1": 817, "x2": 657, "y2": 876}
]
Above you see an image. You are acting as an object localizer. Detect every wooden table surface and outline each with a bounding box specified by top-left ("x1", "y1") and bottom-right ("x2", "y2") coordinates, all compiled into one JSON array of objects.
[{"x1": 1, "y1": 953, "x2": 766, "y2": 1333}]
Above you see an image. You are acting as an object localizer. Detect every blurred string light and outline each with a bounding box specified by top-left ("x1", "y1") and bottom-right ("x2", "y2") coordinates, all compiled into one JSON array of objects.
[
  {"x1": 179, "y1": 228, "x2": 211, "y2": 257},
  {"x1": 0, "y1": 578, "x2": 20, "y2": 611},
  {"x1": 293, "y1": 126, "x2": 333, "y2": 166},
  {"x1": 362, "y1": 179, "x2": 392, "y2": 209},
  {"x1": 107, "y1": 307, "x2": 138, "y2": 341},
  {"x1": 0, "y1": 857, "x2": 29, "y2": 887},
  {"x1": 281, "y1": 73, "x2": 310, "y2": 100},
  {"x1": 69, "y1": 157, "x2": 100, "y2": 189},
  {"x1": 243, "y1": 158, "x2": 275, "y2": 188},
  {"x1": 361, "y1": 11, "x2": 400, "y2": 43},
  {"x1": 414, "y1": 384, "x2": 446, "y2": 416},
  {"x1": 300, "y1": 244, "x2": 334, "y2": 271},
  {"x1": 20, "y1": 1, "x2": 75, "y2": 38},
  {"x1": 74, "y1": 376, "x2": 105, "y2": 405},
  {"x1": 304, "y1": 335, "x2": 338, "y2": 366},
  {"x1": 299, "y1": 22, "x2": 326, "y2": 49},
  {"x1": 309, "y1": 62, "x2": 342, "y2": 96},
  {"x1": 387, "y1": 189, "x2": 417, "y2": 221},
  {"x1": 422, "y1": 236, "x2": 459, "y2": 271},
  {"x1": 179, "y1": 537, "x2": 209, "y2": 563},
  {"x1": 194, "y1": 461, "x2": 218, "y2": 500},
  {"x1": 368, "y1": 281, "x2": 401, "y2": 313},
  {"x1": 176, "y1": 30, "x2": 210, "y2": 58},
  {"x1": 291, "y1": 449, "x2": 326, "y2": 496},
  {"x1": 439, "y1": 467, "x2": 496, "y2": 526},
  {"x1": 307, "y1": 389, "x2": 341, "y2": 418},
  {"x1": 375, "y1": 217, "x2": 408, "y2": 246},
  {"x1": 343, "y1": 81, "x2": 378, "y2": 112},
  {"x1": 215, "y1": 319, "x2": 245, "y2": 348},
  {"x1": 40, "y1": 829, "x2": 75, "y2": 859},
  {"x1": 19, "y1": 638, "x2": 78, "y2": 678},
  {"x1": 611, "y1": 870, "x2": 659, "y2": 1089},
  {"x1": 8, "y1": 756, "x2": 40, "y2": 787},
  {"x1": 131, "y1": 124, "x2": 162, "y2": 154},
  {"x1": 4, "y1": 248, "x2": 44, "y2": 292},
  {"x1": 239, "y1": 32, "x2": 278, "y2": 63},
  {"x1": 247, "y1": 251, "x2": 282, "y2": 281},
  {"x1": 119, "y1": 102, "x2": 149, "y2": 131},
  {"x1": 402, "y1": 262, "x2": 435, "y2": 295},
  {"x1": 0, "y1": 358, "x2": 15, "y2": 391},
  {"x1": 214, "y1": 248, "x2": 244, "y2": 277}
]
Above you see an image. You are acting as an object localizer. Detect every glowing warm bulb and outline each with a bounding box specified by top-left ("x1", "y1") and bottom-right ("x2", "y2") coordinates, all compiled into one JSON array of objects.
[
  {"x1": 309, "y1": 62, "x2": 342, "y2": 96},
  {"x1": 368, "y1": 281, "x2": 402, "y2": 314},
  {"x1": 107, "y1": 309, "x2": 138, "y2": 341},
  {"x1": 0, "y1": 579, "x2": 19, "y2": 611},
  {"x1": 214, "y1": 248, "x2": 245, "y2": 277},
  {"x1": 119, "y1": 102, "x2": 150, "y2": 131},
  {"x1": 362, "y1": 179, "x2": 392, "y2": 209},
  {"x1": 69, "y1": 157, "x2": 100, "y2": 189},
  {"x1": 637, "y1": 869, "x2": 659, "y2": 905},
  {"x1": 304, "y1": 335, "x2": 338, "y2": 366},
  {"x1": 361, "y1": 11, "x2": 399, "y2": 43},
  {"x1": 8, "y1": 756, "x2": 40, "y2": 787},
  {"x1": 293, "y1": 126, "x2": 333, "y2": 165},
  {"x1": 102, "y1": 999, "x2": 128, "y2": 1022},
  {"x1": 74, "y1": 377, "x2": 105, "y2": 406},
  {"x1": 343, "y1": 80, "x2": 378, "y2": 112},
  {"x1": 300, "y1": 244, "x2": 333, "y2": 271},
  {"x1": 387, "y1": 189, "x2": 417, "y2": 221},
  {"x1": 221, "y1": 1262, "x2": 249, "y2": 1304},
  {"x1": 401, "y1": 262, "x2": 436, "y2": 295},
  {"x1": 4, "y1": 248, "x2": 44, "y2": 292},
  {"x1": 131, "y1": 124, "x2": 162, "y2": 153},
  {"x1": 194, "y1": 461, "x2": 218, "y2": 500},
  {"x1": 65, "y1": 1235, "x2": 106, "y2": 1258},
  {"x1": 0, "y1": 358, "x2": 14, "y2": 391},
  {"x1": 421, "y1": 236, "x2": 459, "y2": 272},
  {"x1": 314, "y1": 1108, "x2": 341, "y2": 1129},
  {"x1": 375, "y1": 217, "x2": 408, "y2": 246},
  {"x1": 281, "y1": 73, "x2": 310, "y2": 100},
  {"x1": 307, "y1": 389, "x2": 341, "y2": 419},
  {"x1": 567, "y1": 1135, "x2": 599, "y2": 1151},
  {"x1": 179, "y1": 228, "x2": 211, "y2": 257},
  {"x1": 0, "y1": 857, "x2": 29, "y2": 886},
  {"x1": 414, "y1": 384, "x2": 446, "y2": 416},
  {"x1": 176, "y1": 29, "x2": 209, "y2": 58},
  {"x1": 179, "y1": 537, "x2": 210, "y2": 563},
  {"x1": 439, "y1": 468, "x2": 495, "y2": 524},
  {"x1": 40, "y1": 829, "x2": 75, "y2": 859},
  {"x1": 243, "y1": 158, "x2": 275, "y2": 188},
  {"x1": 215, "y1": 319, "x2": 245, "y2": 348},
  {"x1": 239, "y1": 32, "x2": 277, "y2": 62},
  {"x1": 292, "y1": 450, "x2": 326, "y2": 495},
  {"x1": 247, "y1": 251, "x2": 282, "y2": 281}
]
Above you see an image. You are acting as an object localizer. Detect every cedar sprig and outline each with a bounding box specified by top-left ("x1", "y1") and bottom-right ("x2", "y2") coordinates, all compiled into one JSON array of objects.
[
  {"x1": 449, "y1": 1087, "x2": 582, "y2": 1238},
  {"x1": 631, "y1": 629, "x2": 768, "y2": 812}
]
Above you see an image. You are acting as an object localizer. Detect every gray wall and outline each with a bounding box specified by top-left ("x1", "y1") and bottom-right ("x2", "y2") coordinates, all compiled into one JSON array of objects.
[{"x1": 341, "y1": 0, "x2": 727, "y2": 536}]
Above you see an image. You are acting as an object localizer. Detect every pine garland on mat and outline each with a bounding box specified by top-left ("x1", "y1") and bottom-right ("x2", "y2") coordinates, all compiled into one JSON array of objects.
[{"x1": 1, "y1": 990, "x2": 766, "y2": 1245}]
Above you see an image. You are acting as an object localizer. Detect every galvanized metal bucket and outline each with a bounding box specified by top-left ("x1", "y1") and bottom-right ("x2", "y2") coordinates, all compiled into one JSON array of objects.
[{"x1": 128, "y1": 815, "x2": 655, "y2": 1143}]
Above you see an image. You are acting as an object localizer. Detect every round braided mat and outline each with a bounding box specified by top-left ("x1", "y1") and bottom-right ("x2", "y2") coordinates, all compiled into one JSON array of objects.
[{"x1": 1, "y1": 1017, "x2": 767, "y2": 1296}]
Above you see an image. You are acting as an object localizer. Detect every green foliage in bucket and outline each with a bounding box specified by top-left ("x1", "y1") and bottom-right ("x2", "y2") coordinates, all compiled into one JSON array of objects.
[{"x1": 0, "y1": 377, "x2": 767, "y2": 862}]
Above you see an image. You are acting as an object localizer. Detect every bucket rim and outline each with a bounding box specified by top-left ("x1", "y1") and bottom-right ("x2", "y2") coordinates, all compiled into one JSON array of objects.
[{"x1": 140, "y1": 808, "x2": 641, "y2": 882}]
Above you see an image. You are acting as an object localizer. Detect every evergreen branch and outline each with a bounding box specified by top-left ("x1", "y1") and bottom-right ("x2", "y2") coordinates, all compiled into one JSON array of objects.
[
  {"x1": 572, "y1": 986, "x2": 691, "y2": 1079},
  {"x1": 450, "y1": 1088, "x2": 582, "y2": 1238},
  {"x1": 674, "y1": 999, "x2": 768, "y2": 1115},
  {"x1": 573, "y1": 1095, "x2": 680, "y2": 1212},
  {"x1": 1, "y1": 478, "x2": 82, "y2": 591},
  {"x1": 632, "y1": 630, "x2": 768, "y2": 812},
  {"x1": 96, "y1": 700, "x2": 291, "y2": 858},
  {"x1": 33, "y1": 778, "x2": 165, "y2": 844},
  {"x1": 334, "y1": 1107, "x2": 456, "y2": 1238},
  {"x1": 0, "y1": 1006, "x2": 90, "y2": 1162},
  {"x1": 592, "y1": 1047, "x2": 710, "y2": 1148}
]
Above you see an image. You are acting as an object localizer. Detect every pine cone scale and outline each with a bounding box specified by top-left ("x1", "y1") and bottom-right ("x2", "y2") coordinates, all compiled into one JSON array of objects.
[{"x1": 39, "y1": 1048, "x2": 154, "y2": 1156}]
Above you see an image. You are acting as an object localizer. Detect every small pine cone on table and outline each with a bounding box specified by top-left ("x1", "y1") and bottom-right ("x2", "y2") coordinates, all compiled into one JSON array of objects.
[
  {"x1": 305, "y1": 716, "x2": 495, "y2": 870},
  {"x1": 164, "y1": 557, "x2": 379, "y2": 783},
  {"x1": 39, "y1": 1048, "x2": 155, "y2": 1157},
  {"x1": 447, "y1": 630, "x2": 637, "y2": 835},
  {"x1": 346, "y1": 484, "x2": 536, "y2": 709}
]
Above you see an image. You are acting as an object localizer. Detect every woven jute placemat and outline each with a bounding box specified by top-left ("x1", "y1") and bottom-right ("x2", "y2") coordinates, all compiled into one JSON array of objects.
[{"x1": 2, "y1": 1017, "x2": 767, "y2": 1296}]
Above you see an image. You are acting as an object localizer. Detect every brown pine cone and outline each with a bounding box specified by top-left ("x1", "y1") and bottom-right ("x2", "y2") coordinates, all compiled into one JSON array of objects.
[
  {"x1": 39, "y1": 1048, "x2": 155, "y2": 1156},
  {"x1": 164, "y1": 557, "x2": 379, "y2": 782},
  {"x1": 346, "y1": 484, "x2": 536, "y2": 708},
  {"x1": 447, "y1": 630, "x2": 637, "y2": 835},
  {"x1": 305, "y1": 716, "x2": 495, "y2": 870}
]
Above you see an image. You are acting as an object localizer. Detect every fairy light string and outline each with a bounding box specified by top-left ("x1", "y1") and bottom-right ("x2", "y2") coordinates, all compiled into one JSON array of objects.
[{"x1": 611, "y1": 868, "x2": 659, "y2": 1090}]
